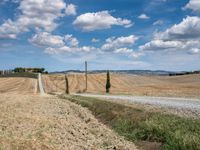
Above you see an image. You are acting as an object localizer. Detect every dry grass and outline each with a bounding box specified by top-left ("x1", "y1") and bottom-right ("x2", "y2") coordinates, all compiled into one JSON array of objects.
[
  {"x1": 0, "y1": 77, "x2": 37, "y2": 94},
  {"x1": 0, "y1": 94, "x2": 137, "y2": 150},
  {"x1": 43, "y1": 73, "x2": 200, "y2": 98}
]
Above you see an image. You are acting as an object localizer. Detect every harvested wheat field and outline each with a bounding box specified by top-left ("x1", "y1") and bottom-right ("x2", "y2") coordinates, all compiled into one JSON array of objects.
[
  {"x1": 0, "y1": 77, "x2": 37, "y2": 94},
  {"x1": 42, "y1": 73, "x2": 200, "y2": 98},
  {"x1": 0, "y1": 94, "x2": 137, "y2": 150}
]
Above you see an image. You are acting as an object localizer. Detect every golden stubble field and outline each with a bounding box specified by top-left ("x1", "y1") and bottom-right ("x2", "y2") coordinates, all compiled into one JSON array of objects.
[
  {"x1": 0, "y1": 77, "x2": 137, "y2": 150},
  {"x1": 42, "y1": 73, "x2": 200, "y2": 98},
  {"x1": 0, "y1": 77, "x2": 37, "y2": 94}
]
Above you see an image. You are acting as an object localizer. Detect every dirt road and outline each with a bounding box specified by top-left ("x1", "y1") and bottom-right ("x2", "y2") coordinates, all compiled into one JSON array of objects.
[{"x1": 0, "y1": 94, "x2": 137, "y2": 150}]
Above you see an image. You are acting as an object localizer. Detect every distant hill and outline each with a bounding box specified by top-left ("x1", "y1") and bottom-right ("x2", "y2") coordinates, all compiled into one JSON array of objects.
[
  {"x1": 50, "y1": 70, "x2": 176, "y2": 76},
  {"x1": 50, "y1": 69, "x2": 200, "y2": 76}
]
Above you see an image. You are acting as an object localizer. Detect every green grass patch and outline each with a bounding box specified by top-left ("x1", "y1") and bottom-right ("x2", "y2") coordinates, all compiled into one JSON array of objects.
[
  {"x1": 60, "y1": 95, "x2": 200, "y2": 150},
  {"x1": 0, "y1": 72, "x2": 38, "y2": 79}
]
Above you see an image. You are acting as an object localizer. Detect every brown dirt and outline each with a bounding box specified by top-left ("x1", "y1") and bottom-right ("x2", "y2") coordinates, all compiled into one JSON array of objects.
[
  {"x1": 0, "y1": 77, "x2": 37, "y2": 94},
  {"x1": 43, "y1": 73, "x2": 200, "y2": 98},
  {"x1": 0, "y1": 93, "x2": 137, "y2": 150}
]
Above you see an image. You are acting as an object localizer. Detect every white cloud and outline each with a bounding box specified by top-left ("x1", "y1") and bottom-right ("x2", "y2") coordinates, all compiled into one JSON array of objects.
[
  {"x1": 29, "y1": 32, "x2": 141, "y2": 58},
  {"x1": 102, "y1": 35, "x2": 138, "y2": 51},
  {"x1": 73, "y1": 11, "x2": 133, "y2": 32},
  {"x1": 101, "y1": 35, "x2": 141, "y2": 58},
  {"x1": 154, "y1": 16, "x2": 200, "y2": 40},
  {"x1": 140, "y1": 16, "x2": 200, "y2": 54},
  {"x1": 189, "y1": 48, "x2": 200, "y2": 54},
  {"x1": 140, "y1": 40, "x2": 182, "y2": 51},
  {"x1": 114, "y1": 48, "x2": 133, "y2": 54},
  {"x1": 153, "y1": 20, "x2": 164, "y2": 25},
  {"x1": 0, "y1": 0, "x2": 76, "y2": 39},
  {"x1": 29, "y1": 32, "x2": 65, "y2": 48},
  {"x1": 65, "y1": 4, "x2": 77, "y2": 16},
  {"x1": 138, "y1": 14, "x2": 150, "y2": 20},
  {"x1": 91, "y1": 38, "x2": 100, "y2": 43},
  {"x1": 45, "y1": 46, "x2": 97, "y2": 54},
  {"x1": 183, "y1": 0, "x2": 200, "y2": 12},
  {"x1": 0, "y1": 19, "x2": 21, "y2": 39},
  {"x1": 29, "y1": 32, "x2": 97, "y2": 54},
  {"x1": 64, "y1": 34, "x2": 79, "y2": 47}
]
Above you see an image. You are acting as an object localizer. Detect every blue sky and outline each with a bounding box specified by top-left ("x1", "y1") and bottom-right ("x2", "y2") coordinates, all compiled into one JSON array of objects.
[{"x1": 0, "y1": 0, "x2": 200, "y2": 72}]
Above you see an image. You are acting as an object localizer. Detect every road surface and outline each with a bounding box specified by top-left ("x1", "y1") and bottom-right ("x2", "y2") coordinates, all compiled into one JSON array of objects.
[
  {"x1": 38, "y1": 73, "x2": 45, "y2": 95},
  {"x1": 75, "y1": 94, "x2": 200, "y2": 111}
]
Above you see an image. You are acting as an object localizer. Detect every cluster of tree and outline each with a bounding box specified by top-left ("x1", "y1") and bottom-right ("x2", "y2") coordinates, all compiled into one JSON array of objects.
[
  {"x1": 169, "y1": 70, "x2": 200, "y2": 76},
  {"x1": 14, "y1": 68, "x2": 48, "y2": 74}
]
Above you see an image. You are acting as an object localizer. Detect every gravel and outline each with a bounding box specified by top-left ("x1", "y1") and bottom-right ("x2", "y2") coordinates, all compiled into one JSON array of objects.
[{"x1": 75, "y1": 94, "x2": 200, "y2": 117}]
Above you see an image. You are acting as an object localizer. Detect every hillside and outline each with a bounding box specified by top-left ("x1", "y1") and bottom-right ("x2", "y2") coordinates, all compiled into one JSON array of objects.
[
  {"x1": 42, "y1": 73, "x2": 200, "y2": 98},
  {"x1": 0, "y1": 77, "x2": 37, "y2": 94}
]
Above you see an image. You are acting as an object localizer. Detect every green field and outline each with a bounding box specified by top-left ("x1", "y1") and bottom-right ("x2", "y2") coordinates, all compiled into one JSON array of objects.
[{"x1": 60, "y1": 95, "x2": 200, "y2": 150}]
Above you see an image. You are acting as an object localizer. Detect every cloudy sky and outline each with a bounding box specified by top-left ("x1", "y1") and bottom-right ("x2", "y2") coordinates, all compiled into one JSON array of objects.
[{"x1": 0, "y1": 0, "x2": 200, "y2": 71}]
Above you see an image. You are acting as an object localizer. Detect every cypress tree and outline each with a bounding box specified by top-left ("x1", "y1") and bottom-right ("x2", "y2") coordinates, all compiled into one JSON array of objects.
[
  {"x1": 106, "y1": 71, "x2": 111, "y2": 93},
  {"x1": 65, "y1": 74, "x2": 69, "y2": 94}
]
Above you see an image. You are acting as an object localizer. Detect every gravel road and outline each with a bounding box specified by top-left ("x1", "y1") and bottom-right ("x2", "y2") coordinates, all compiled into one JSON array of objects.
[
  {"x1": 38, "y1": 73, "x2": 45, "y2": 95},
  {"x1": 75, "y1": 94, "x2": 200, "y2": 113}
]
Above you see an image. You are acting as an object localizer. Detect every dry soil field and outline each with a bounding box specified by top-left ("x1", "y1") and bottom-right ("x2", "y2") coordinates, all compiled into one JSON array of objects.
[
  {"x1": 42, "y1": 73, "x2": 200, "y2": 98},
  {"x1": 0, "y1": 94, "x2": 137, "y2": 150},
  {"x1": 0, "y1": 77, "x2": 137, "y2": 149},
  {"x1": 0, "y1": 77, "x2": 37, "y2": 94}
]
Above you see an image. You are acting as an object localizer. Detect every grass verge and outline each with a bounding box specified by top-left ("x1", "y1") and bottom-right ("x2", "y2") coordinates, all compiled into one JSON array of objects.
[
  {"x1": 60, "y1": 95, "x2": 200, "y2": 150},
  {"x1": 0, "y1": 72, "x2": 38, "y2": 79}
]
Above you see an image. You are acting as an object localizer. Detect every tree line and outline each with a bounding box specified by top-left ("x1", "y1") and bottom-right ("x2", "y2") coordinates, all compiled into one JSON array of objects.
[{"x1": 13, "y1": 67, "x2": 48, "y2": 74}]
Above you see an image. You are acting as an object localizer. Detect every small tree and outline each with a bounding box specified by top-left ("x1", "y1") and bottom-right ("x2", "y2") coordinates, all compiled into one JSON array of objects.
[
  {"x1": 65, "y1": 74, "x2": 69, "y2": 94},
  {"x1": 106, "y1": 70, "x2": 111, "y2": 93}
]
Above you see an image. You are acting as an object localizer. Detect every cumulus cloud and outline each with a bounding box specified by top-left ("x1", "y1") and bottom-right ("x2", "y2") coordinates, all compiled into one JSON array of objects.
[
  {"x1": 73, "y1": 11, "x2": 133, "y2": 32},
  {"x1": 183, "y1": 0, "x2": 200, "y2": 12},
  {"x1": 29, "y1": 32, "x2": 141, "y2": 58},
  {"x1": 45, "y1": 46, "x2": 97, "y2": 54},
  {"x1": 29, "y1": 32, "x2": 97, "y2": 54},
  {"x1": 0, "y1": 0, "x2": 76, "y2": 39},
  {"x1": 64, "y1": 34, "x2": 79, "y2": 47},
  {"x1": 65, "y1": 4, "x2": 77, "y2": 16},
  {"x1": 101, "y1": 35, "x2": 138, "y2": 51},
  {"x1": 140, "y1": 40, "x2": 182, "y2": 51},
  {"x1": 140, "y1": 16, "x2": 200, "y2": 54},
  {"x1": 153, "y1": 20, "x2": 164, "y2": 25},
  {"x1": 29, "y1": 32, "x2": 65, "y2": 48},
  {"x1": 138, "y1": 14, "x2": 150, "y2": 19},
  {"x1": 114, "y1": 47, "x2": 142, "y2": 58},
  {"x1": 0, "y1": 19, "x2": 22, "y2": 39},
  {"x1": 154, "y1": 16, "x2": 200, "y2": 40},
  {"x1": 91, "y1": 38, "x2": 100, "y2": 43},
  {"x1": 100, "y1": 35, "x2": 142, "y2": 58}
]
